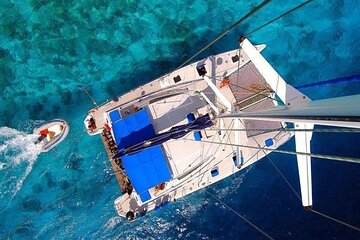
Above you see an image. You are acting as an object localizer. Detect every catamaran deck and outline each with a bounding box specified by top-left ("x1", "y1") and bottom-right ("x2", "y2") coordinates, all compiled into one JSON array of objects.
[
  {"x1": 85, "y1": 43, "x2": 294, "y2": 219},
  {"x1": 112, "y1": 55, "x2": 292, "y2": 217}
]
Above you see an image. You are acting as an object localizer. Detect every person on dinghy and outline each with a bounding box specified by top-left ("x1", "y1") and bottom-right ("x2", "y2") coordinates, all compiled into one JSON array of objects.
[
  {"x1": 48, "y1": 130, "x2": 56, "y2": 140},
  {"x1": 35, "y1": 129, "x2": 49, "y2": 144}
]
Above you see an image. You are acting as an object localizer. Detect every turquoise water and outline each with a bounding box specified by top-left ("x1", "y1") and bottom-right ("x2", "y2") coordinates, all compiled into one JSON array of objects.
[{"x1": 1, "y1": 0, "x2": 360, "y2": 239}]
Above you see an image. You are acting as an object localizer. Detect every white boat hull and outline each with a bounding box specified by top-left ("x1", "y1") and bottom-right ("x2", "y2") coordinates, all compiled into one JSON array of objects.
[{"x1": 34, "y1": 119, "x2": 69, "y2": 152}]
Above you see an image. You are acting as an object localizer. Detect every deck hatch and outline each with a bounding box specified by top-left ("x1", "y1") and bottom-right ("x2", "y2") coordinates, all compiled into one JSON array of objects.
[{"x1": 211, "y1": 167, "x2": 219, "y2": 177}]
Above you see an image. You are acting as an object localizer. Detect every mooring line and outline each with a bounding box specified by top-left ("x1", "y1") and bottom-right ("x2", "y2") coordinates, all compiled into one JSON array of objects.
[{"x1": 176, "y1": 0, "x2": 272, "y2": 70}]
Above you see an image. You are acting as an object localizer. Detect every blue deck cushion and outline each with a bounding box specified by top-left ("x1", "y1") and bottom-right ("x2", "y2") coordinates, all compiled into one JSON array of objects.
[
  {"x1": 188, "y1": 113, "x2": 203, "y2": 141},
  {"x1": 111, "y1": 108, "x2": 156, "y2": 150},
  {"x1": 265, "y1": 138, "x2": 274, "y2": 147},
  {"x1": 109, "y1": 110, "x2": 121, "y2": 123},
  {"x1": 187, "y1": 113, "x2": 195, "y2": 123},
  {"x1": 122, "y1": 145, "x2": 172, "y2": 202},
  {"x1": 193, "y1": 131, "x2": 202, "y2": 141}
]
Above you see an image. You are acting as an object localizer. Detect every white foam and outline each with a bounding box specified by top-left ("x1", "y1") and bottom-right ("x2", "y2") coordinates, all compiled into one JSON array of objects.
[
  {"x1": 104, "y1": 216, "x2": 122, "y2": 229},
  {"x1": 0, "y1": 126, "x2": 42, "y2": 199},
  {"x1": 0, "y1": 162, "x2": 6, "y2": 170}
]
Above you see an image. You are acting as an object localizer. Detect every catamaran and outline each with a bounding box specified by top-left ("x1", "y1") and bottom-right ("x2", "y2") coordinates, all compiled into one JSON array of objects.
[{"x1": 84, "y1": 37, "x2": 360, "y2": 222}]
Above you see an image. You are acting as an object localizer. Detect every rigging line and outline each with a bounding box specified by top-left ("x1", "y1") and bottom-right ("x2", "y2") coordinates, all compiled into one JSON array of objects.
[
  {"x1": 245, "y1": 0, "x2": 315, "y2": 36},
  {"x1": 251, "y1": 136, "x2": 360, "y2": 234},
  {"x1": 206, "y1": 127, "x2": 360, "y2": 133},
  {"x1": 208, "y1": 123, "x2": 360, "y2": 234},
  {"x1": 238, "y1": 117, "x2": 303, "y2": 202},
  {"x1": 184, "y1": 139, "x2": 360, "y2": 164},
  {"x1": 185, "y1": 93, "x2": 221, "y2": 168},
  {"x1": 193, "y1": 97, "x2": 214, "y2": 162},
  {"x1": 224, "y1": 119, "x2": 236, "y2": 150},
  {"x1": 233, "y1": 127, "x2": 360, "y2": 234},
  {"x1": 236, "y1": 119, "x2": 302, "y2": 202},
  {"x1": 175, "y1": 0, "x2": 272, "y2": 70},
  {"x1": 120, "y1": 117, "x2": 214, "y2": 156},
  {"x1": 99, "y1": 78, "x2": 204, "y2": 109},
  {"x1": 184, "y1": 118, "x2": 233, "y2": 182},
  {"x1": 129, "y1": 69, "x2": 277, "y2": 111},
  {"x1": 266, "y1": 155, "x2": 302, "y2": 201},
  {"x1": 140, "y1": 155, "x2": 215, "y2": 202},
  {"x1": 132, "y1": 118, "x2": 224, "y2": 197},
  {"x1": 82, "y1": 87, "x2": 98, "y2": 107},
  {"x1": 205, "y1": 189, "x2": 274, "y2": 240},
  {"x1": 1, "y1": 184, "x2": 78, "y2": 240},
  {"x1": 199, "y1": 119, "x2": 235, "y2": 184},
  {"x1": 197, "y1": 119, "x2": 230, "y2": 181},
  {"x1": 141, "y1": 121, "x2": 233, "y2": 199},
  {"x1": 310, "y1": 209, "x2": 360, "y2": 232}
]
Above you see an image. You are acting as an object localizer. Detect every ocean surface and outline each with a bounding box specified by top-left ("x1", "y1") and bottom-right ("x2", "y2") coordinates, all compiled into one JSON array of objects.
[{"x1": 1, "y1": 0, "x2": 360, "y2": 239}]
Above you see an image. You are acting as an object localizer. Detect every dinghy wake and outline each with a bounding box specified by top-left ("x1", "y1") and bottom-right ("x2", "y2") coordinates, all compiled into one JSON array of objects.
[{"x1": 0, "y1": 127, "x2": 42, "y2": 209}]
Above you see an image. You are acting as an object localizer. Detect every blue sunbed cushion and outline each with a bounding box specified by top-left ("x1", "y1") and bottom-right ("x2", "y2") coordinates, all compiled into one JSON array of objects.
[
  {"x1": 122, "y1": 146, "x2": 172, "y2": 202},
  {"x1": 265, "y1": 138, "x2": 274, "y2": 147},
  {"x1": 109, "y1": 110, "x2": 121, "y2": 123},
  {"x1": 111, "y1": 108, "x2": 156, "y2": 150}
]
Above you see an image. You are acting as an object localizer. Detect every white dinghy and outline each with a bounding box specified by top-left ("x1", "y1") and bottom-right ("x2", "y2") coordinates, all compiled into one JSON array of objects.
[{"x1": 34, "y1": 119, "x2": 69, "y2": 152}]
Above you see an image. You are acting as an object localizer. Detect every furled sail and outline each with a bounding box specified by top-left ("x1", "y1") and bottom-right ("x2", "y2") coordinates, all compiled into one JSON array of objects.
[{"x1": 119, "y1": 114, "x2": 213, "y2": 156}]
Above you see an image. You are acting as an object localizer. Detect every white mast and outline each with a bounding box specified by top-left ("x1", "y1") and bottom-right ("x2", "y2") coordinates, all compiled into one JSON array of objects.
[{"x1": 220, "y1": 95, "x2": 360, "y2": 129}]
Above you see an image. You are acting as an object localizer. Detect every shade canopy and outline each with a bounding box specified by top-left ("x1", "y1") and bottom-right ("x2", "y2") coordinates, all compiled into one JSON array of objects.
[
  {"x1": 109, "y1": 108, "x2": 156, "y2": 150},
  {"x1": 109, "y1": 108, "x2": 171, "y2": 202},
  {"x1": 122, "y1": 145, "x2": 172, "y2": 202}
]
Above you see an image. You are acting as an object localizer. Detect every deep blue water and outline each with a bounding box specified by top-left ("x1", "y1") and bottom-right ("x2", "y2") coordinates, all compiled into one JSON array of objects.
[{"x1": 1, "y1": 0, "x2": 360, "y2": 239}]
